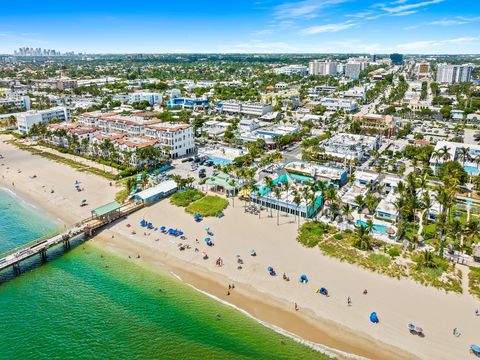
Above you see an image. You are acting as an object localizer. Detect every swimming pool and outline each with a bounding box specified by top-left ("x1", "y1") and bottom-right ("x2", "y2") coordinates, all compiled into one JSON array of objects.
[
  {"x1": 356, "y1": 220, "x2": 389, "y2": 233},
  {"x1": 464, "y1": 166, "x2": 480, "y2": 175},
  {"x1": 207, "y1": 155, "x2": 232, "y2": 166}
]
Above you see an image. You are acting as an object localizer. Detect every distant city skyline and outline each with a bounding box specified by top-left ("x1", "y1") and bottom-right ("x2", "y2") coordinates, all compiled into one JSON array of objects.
[{"x1": 1, "y1": 0, "x2": 480, "y2": 54}]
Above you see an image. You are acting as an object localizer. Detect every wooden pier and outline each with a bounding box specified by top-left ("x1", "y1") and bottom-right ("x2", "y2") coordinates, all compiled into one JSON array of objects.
[{"x1": 0, "y1": 201, "x2": 144, "y2": 275}]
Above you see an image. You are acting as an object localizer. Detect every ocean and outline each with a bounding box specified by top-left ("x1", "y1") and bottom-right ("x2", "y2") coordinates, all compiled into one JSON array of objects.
[{"x1": 0, "y1": 188, "x2": 331, "y2": 360}]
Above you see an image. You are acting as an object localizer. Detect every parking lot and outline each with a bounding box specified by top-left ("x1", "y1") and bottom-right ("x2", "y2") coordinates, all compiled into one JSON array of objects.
[{"x1": 169, "y1": 157, "x2": 216, "y2": 186}]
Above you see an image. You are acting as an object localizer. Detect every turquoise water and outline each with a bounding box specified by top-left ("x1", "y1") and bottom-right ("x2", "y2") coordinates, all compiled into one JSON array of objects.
[
  {"x1": 208, "y1": 155, "x2": 232, "y2": 166},
  {"x1": 0, "y1": 190, "x2": 329, "y2": 360},
  {"x1": 356, "y1": 220, "x2": 388, "y2": 233},
  {"x1": 464, "y1": 165, "x2": 480, "y2": 175},
  {"x1": 0, "y1": 188, "x2": 60, "y2": 252}
]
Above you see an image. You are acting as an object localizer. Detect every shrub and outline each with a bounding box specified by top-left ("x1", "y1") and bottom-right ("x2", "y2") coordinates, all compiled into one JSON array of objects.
[
  {"x1": 333, "y1": 233, "x2": 344, "y2": 240},
  {"x1": 388, "y1": 247, "x2": 400, "y2": 258}
]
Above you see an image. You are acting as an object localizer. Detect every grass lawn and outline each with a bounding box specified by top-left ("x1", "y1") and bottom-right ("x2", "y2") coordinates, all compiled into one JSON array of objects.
[
  {"x1": 297, "y1": 222, "x2": 334, "y2": 248},
  {"x1": 185, "y1": 195, "x2": 228, "y2": 217},
  {"x1": 170, "y1": 189, "x2": 205, "y2": 207}
]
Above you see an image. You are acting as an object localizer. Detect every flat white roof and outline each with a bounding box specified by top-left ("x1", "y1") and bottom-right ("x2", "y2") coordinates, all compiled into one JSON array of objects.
[{"x1": 135, "y1": 180, "x2": 177, "y2": 200}]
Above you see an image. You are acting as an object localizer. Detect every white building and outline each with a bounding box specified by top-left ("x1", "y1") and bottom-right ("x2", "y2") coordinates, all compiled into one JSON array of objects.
[
  {"x1": 128, "y1": 92, "x2": 163, "y2": 106},
  {"x1": 16, "y1": 107, "x2": 70, "y2": 134},
  {"x1": 144, "y1": 122, "x2": 195, "y2": 158},
  {"x1": 308, "y1": 60, "x2": 338, "y2": 76},
  {"x1": 345, "y1": 62, "x2": 362, "y2": 79},
  {"x1": 273, "y1": 65, "x2": 308, "y2": 76},
  {"x1": 0, "y1": 94, "x2": 30, "y2": 111},
  {"x1": 201, "y1": 120, "x2": 230, "y2": 137},
  {"x1": 322, "y1": 133, "x2": 380, "y2": 161},
  {"x1": 320, "y1": 97, "x2": 358, "y2": 112},
  {"x1": 219, "y1": 100, "x2": 272, "y2": 117},
  {"x1": 78, "y1": 111, "x2": 195, "y2": 159},
  {"x1": 436, "y1": 64, "x2": 473, "y2": 84}
]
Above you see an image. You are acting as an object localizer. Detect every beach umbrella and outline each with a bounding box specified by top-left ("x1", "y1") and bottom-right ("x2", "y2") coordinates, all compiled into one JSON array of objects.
[
  {"x1": 178, "y1": 231, "x2": 184, "y2": 236},
  {"x1": 205, "y1": 227, "x2": 210, "y2": 232},
  {"x1": 370, "y1": 312, "x2": 379, "y2": 324},
  {"x1": 299, "y1": 274, "x2": 309, "y2": 283},
  {"x1": 160, "y1": 226, "x2": 166, "y2": 231}
]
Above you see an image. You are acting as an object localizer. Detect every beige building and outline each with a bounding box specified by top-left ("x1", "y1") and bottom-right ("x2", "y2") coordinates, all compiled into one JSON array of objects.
[{"x1": 353, "y1": 114, "x2": 396, "y2": 137}]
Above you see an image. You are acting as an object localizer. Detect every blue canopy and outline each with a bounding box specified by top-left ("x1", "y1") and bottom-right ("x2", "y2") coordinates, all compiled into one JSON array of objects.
[
  {"x1": 471, "y1": 344, "x2": 480, "y2": 355},
  {"x1": 299, "y1": 274, "x2": 309, "y2": 283},
  {"x1": 370, "y1": 312, "x2": 379, "y2": 324},
  {"x1": 160, "y1": 226, "x2": 166, "y2": 231}
]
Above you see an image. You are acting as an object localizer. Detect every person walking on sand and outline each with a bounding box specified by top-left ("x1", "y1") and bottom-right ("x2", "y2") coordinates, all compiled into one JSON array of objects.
[
  {"x1": 294, "y1": 302, "x2": 298, "y2": 311},
  {"x1": 347, "y1": 296, "x2": 352, "y2": 306}
]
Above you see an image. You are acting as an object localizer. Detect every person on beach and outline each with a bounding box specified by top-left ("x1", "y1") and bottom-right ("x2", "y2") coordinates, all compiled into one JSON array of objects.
[
  {"x1": 228, "y1": 284, "x2": 231, "y2": 290},
  {"x1": 294, "y1": 302, "x2": 298, "y2": 311},
  {"x1": 363, "y1": 289, "x2": 368, "y2": 295},
  {"x1": 347, "y1": 296, "x2": 352, "y2": 306},
  {"x1": 227, "y1": 291, "x2": 230, "y2": 296},
  {"x1": 476, "y1": 309, "x2": 479, "y2": 316}
]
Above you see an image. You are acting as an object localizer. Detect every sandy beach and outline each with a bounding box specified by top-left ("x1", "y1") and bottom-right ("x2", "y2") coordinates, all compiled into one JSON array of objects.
[{"x1": 1, "y1": 135, "x2": 479, "y2": 360}]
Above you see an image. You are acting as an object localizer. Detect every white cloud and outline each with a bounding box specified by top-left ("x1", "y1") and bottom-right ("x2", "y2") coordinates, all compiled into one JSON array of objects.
[
  {"x1": 396, "y1": 36, "x2": 478, "y2": 51},
  {"x1": 380, "y1": 0, "x2": 444, "y2": 14},
  {"x1": 301, "y1": 21, "x2": 356, "y2": 34},
  {"x1": 391, "y1": 10, "x2": 417, "y2": 16},
  {"x1": 274, "y1": 0, "x2": 347, "y2": 19}
]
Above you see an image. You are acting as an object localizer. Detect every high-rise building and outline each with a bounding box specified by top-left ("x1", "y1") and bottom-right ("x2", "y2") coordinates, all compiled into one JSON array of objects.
[
  {"x1": 416, "y1": 62, "x2": 430, "y2": 79},
  {"x1": 390, "y1": 53, "x2": 403, "y2": 65},
  {"x1": 436, "y1": 64, "x2": 473, "y2": 84},
  {"x1": 345, "y1": 62, "x2": 362, "y2": 79},
  {"x1": 308, "y1": 60, "x2": 338, "y2": 76}
]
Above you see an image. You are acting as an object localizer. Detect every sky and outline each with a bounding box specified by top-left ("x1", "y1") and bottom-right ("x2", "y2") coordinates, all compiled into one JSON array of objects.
[{"x1": 1, "y1": 0, "x2": 479, "y2": 54}]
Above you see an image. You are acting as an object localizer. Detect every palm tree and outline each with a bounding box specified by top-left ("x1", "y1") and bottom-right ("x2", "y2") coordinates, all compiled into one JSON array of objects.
[
  {"x1": 273, "y1": 186, "x2": 282, "y2": 226},
  {"x1": 365, "y1": 193, "x2": 378, "y2": 216},
  {"x1": 342, "y1": 203, "x2": 353, "y2": 225},
  {"x1": 457, "y1": 147, "x2": 471, "y2": 167},
  {"x1": 365, "y1": 219, "x2": 374, "y2": 234},
  {"x1": 354, "y1": 194, "x2": 364, "y2": 221},
  {"x1": 263, "y1": 176, "x2": 274, "y2": 217},
  {"x1": 293, "y1": 190, "x2": 302, "y2": 228},
  {"x1": 439, "y1": 145, "x2": 451, "y2": 162}
]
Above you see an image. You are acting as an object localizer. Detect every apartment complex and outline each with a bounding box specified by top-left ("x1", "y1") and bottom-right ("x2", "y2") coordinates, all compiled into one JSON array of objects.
[
  {"x1": 273, "y1": 65, "x2": 308, "y2": 76},
  {"x1": 308, "y1": 60, "x2": 338, "y2": 76},
  {"x1": 436, "y1": 64, "x2": 473, "y2": 84},
  {"x1": 128, "y1": 92, "x2": 162, "y2": 106},
  {"x1": 416, "y1": 62, "x2": 430, "y2": 79},
  {"x1": 352, "y1": 113, "x2": 396, "y2": 137},
  {"x1": 320, "y1": 97, "x2": 359, "y2": 112},
  {"x1": 78, "y1": 111, "x2": 195, "y2": 159},
  {"x1": 322, "y1": 133, "x2": 381, "y2": 161},
  {"x1": 16, "y1": 107, "x2": 70, "y2": 134},
  {"x1": 0, "y1": 94, "x2": 30, "y2": 111},
  {"x1": 219, "y1": 100, "x2": 272, "y2": 117}
]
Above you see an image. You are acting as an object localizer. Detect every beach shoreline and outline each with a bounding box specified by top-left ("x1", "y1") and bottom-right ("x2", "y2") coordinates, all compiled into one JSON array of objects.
[
  {"x1": 1, "y1": 135, "x2": 478, "y2": 360},
  {"x1": 92, "y1": 232, "x2": 416, "y2": 360}
]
